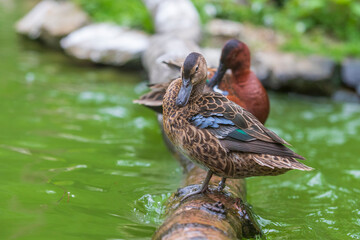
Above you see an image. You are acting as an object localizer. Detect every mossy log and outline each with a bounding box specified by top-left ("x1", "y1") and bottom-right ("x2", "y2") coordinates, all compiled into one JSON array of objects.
[{"x1": 152, "y1": 123, "x2": 262, "y2": 239}]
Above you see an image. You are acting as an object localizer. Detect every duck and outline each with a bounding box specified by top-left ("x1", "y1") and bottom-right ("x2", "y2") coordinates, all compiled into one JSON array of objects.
[
  {"x1": 133, "y1": 66, "x2": 217, "y2": 113},
  {"x1": 162, "y1": 52, "x2": 312, "y2": 200},
  {"x1": 208, "y1": 39, "x2": 269, "y2": 124},
  {"x1": 134, "y1": 39, "x2": 269, "y2": 125}
]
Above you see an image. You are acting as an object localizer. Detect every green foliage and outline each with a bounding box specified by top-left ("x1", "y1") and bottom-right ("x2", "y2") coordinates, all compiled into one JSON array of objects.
[
  {"x1": 73, "y1": 0, "x2": 154, "y2": 33},
  {"x1": 191, "y1": 0, "x2": 360, "y2": 59},
  {"x1": 73, "y1": 0, "x2": 359, "y2": 59},
  {"x1": 283, "y1": 0, "x2": 360, "y2": 41}
]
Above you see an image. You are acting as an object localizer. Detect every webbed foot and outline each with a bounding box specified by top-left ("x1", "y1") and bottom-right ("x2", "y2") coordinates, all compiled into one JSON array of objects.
[
  {"x1": 217, "y1": 177, "x2": 227, "y2": 192},
  {"x1": 181, "y1": 186, "x2": 208, "y2": 202},
  {"x1": 181, "y1": 170, "x2": 213, "y2": 202}
]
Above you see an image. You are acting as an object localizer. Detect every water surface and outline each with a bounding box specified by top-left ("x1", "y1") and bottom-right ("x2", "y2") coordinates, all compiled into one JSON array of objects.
[{"x1": 1, "y1": 1, "x2": 359, "y2": 239}]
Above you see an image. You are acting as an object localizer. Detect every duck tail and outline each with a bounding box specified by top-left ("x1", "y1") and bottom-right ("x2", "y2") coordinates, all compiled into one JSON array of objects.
[
  {"x1": 162, "y1": 60, "x2": 182, "y2": 70},
  {"x1": 253, "y1": 155, "x2": 313, "y2": 171}
]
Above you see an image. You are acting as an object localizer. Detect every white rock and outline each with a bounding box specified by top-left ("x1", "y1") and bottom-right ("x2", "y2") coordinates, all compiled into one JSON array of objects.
[
  {"x1": 142, "y1": 34, "x2": 200, "y2": 84},
  {"x1": 143, "y1": 0, "x2": 201, "y2": 42},
  {"x1": 61, "y1": 23, "x2": 150, "y2": 66},
  {"x1": 254, "y1": 51, "x2": 336, "y2": 95},
  {"x1": 201, "y1": 47, "x2": 221, "y2": 68},
  {"x1": 16, "y1": 0, "x2": 89, "y2": 45},
  {"x1": 142, "y1": 0, "x2": 163, "y2": 12},
  {"x1": 206, "y1": 19, "x2": 244, "y2": 38}
]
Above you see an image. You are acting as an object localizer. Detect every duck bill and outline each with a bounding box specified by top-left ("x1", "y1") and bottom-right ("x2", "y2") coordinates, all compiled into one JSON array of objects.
[
  {"x1": 176, "y1": 78, "x2": 192, "y2": 107},
  {"x1": 208, "y1": 62, "x2": 226, "y2": 88}
]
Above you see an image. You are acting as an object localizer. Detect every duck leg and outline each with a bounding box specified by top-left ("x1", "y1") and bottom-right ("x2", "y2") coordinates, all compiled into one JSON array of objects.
[
  {"x1": 217, "y1": 177, "x2": 227, "y2": 191},
  {"x1": 182, "y1": 170, "x2": 213, "y2": 201}
]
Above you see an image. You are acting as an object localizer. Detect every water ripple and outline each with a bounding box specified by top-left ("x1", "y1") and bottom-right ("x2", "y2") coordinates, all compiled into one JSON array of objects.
[
  {"x1": 0, "y1": 144, "x2": 31, "y2": 155},
  {"x1": 346, "y1": 170, "x2": 360, "y2": 179},
  {"x1": 116, "y1": 160, "x2": 151, "y2": 167}
]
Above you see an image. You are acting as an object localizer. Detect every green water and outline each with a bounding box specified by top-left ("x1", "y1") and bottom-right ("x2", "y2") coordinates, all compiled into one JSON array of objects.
[{"x1": 1, "y1": 2, "x2": 360, "y2": 240}]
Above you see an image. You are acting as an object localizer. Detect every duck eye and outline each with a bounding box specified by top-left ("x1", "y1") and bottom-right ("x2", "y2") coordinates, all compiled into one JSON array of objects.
[{"x1": 195, "y1": 66, "x2": 199, "y2": 72}]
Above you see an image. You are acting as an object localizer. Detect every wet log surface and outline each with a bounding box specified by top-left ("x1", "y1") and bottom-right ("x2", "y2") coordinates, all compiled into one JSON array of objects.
[{"x1": 153, "y1": 124, "x2": 262, "y2": 239}]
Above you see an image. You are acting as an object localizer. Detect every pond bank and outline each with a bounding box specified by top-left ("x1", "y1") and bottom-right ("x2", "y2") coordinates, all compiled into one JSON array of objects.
[{"x1": 16, "y1": 0, "x2": 360, "y2": 102}]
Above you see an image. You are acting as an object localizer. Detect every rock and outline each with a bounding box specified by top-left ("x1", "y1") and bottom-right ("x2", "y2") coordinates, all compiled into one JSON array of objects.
[
  {"x1": 142, "y1": 34, "x2": 200, "y2": 84},
  {"x1": 60, "y1": 23, "x2": 150, "y2": 67},
  {"x1": 254, "y1": 52, "x2": 337, "y2": 95},
  {"x1": 16, "y1": 0, "x2": 89, "y2": 46},
  {"x1": 235, "y1": 0, "x2": 249, "y2": 5},
  {"x1": 143, "y1": 0, "x2": 201, "y2": 42},
  {"x1": 204, "y1": 20, "x2": 281, "y2": 82},
  {"x1": 201, "y1": 47, "x2": 221, "y2": 68},
  {"x1": 342, "y1": 58, "x2": 360, "y2": 93},
  {"x1": 251, "y1": 58, "x2": 271, "y2": 82},
  {"x1": 206, "y1": 19, "x2": 244, "y2": 39},
  {"x1": 332, "y1": 89, "x2": 360, "y2": 103},
  {"x1": 205, "y1": 19, "x2": 284, "y2": 52}
]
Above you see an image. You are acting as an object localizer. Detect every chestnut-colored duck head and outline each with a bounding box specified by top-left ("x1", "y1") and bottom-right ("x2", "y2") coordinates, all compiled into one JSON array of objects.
[{"x1": 208, "y1": 39, "x2": 251, "y2": 88}]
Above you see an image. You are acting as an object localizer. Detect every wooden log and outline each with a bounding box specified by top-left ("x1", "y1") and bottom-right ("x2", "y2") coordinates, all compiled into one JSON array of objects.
[
  {"x1": 152, "y1": 163, "x2": 262, "y2": 239},
  {"x1": 153, "y1": 121, "x2": 262, "y2": 239}
]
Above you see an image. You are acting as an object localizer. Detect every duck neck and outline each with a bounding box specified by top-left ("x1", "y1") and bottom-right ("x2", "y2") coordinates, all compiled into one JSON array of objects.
[
  {"x1": 190, "y1": 80, "x2": 206, "y2": 102},
  {"x1": 231, "y1": 48, "x2": 251, "y2": 77},
  {"x1": 232, "y1": 68, "x2": 251, "y2": 81}
]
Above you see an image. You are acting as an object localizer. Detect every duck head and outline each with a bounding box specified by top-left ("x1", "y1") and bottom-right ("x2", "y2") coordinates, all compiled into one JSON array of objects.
[
  {"x1": 208, "y1": 39, "x2": 251, "y2": 88},
  {"x1": 176, "y1": 52, "x2": 207, "y2": 107}
]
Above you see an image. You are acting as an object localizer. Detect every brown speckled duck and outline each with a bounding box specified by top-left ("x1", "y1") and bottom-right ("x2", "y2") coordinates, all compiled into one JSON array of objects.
[
  {"x1": 134, "y1": 39, "x2": 269, "y2": 124},
  {"x1": 163, "y1": 52, "x2": 312, "y2": 199}
]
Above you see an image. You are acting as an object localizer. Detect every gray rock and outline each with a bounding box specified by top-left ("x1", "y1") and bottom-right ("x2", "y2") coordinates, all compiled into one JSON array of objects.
[
  {"x1": 254, "y1": 52, "x2": 337, "y2": 95},
  {"x1": 143, "y1": 0, "x2": 201, "y2": 42},
  {"x1": 16, "y1": 0, "x2": 89, "y2": 46},
  {"x1": 205, "y1": 19, "x2": 285, "y2": 53},
  {"x1": 142, "y1": 34, "x2": 200, "y2": 84},
  {"x1": 60, "y1": 23, "x2": 150, "y2": 67},
  {"x1": 342, "y1": 58, "x2": 360, "y2": 92},
  {"x1": 251, "y1": 58, "x2": 271, "y2": 82},
  {"x1": 332, "y1": 89, "x2": 360, "y2": 103},
  {"x1": 206, "y1": 19, "x2": 244, "y2": 39},
  {"x1": 201, "y1": 47, "x2": 221, "y2": 68}
]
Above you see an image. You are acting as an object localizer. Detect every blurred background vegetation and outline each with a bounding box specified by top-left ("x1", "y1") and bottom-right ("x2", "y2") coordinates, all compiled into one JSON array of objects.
[{"x1": 73, "y1": 0, "x2": 360, "y2": 61}]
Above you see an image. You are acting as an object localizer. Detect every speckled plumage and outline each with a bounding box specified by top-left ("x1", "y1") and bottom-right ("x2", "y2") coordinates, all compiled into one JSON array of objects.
[
  {"x1": 163, "y1": 52, "x2": 312, "y2": 196},
  {"x1": 134, "y1": 69, "x2": 217, "y2": 113}
]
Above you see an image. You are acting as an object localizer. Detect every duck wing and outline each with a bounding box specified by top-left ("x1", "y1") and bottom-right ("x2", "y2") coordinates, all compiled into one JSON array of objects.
[
  {"x1": 133, "y1": 82, "x2": 171, "y2": 113},
  {"x1": 134, "y1": 70, "x2": 218, "y2": 113},
  {"x1": 192, "y1": 93, "x2": 305, "y2": 160}
]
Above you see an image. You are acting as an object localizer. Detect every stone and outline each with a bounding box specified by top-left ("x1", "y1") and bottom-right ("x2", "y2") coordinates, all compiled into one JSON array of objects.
[
  {"x1": 254, "y1": 51, "x2": 337, "y2": 95},
  {"x1": 342, "y1": 58, "x2": 360, "y2": 92},
  {"x1": 143, "y1": 0, "x2": 201, "y2": 42},
  {"x1": 16, "y1": 0, "x2": 89, "y2": 46},
  {"x1": 332, "y1": 89, "x2": 360, "y2": 103},
  {"x1": 206, "y1": 19, "x2": 244, "y2": 39},
  {"x1": 142, "y1": 34, "x2": 200, "y2": 84},
  {"x1": 251, "y1": 58, "x2": 271, "y2": 82},
  {"x1": 60, "y1": 23, "x2": 150, "y2": 67},
  {"x1": 205, "y1": 19, "x2": 284, "y2": 52},
  {"x1": 201, "y1": 47, "x2": 221, "y2": 68}
]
